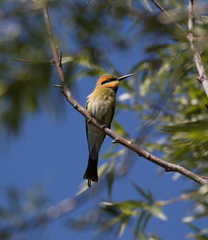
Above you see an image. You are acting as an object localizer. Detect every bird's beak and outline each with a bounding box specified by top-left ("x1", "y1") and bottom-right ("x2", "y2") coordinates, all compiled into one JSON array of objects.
[{"x1": 117, "y1": 73, "x2": 134, "y2": 81}]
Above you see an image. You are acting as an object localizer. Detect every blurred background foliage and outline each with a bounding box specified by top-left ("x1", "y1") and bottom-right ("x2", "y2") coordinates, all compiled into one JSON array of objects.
[{"x1": 0, "y1": 0, "x2": 208, "y2": 239}]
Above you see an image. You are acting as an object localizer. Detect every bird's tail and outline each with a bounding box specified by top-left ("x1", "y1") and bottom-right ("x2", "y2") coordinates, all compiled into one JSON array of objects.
[{"x1": 83, "y1": 156, "x2": 98, "y2": 187}]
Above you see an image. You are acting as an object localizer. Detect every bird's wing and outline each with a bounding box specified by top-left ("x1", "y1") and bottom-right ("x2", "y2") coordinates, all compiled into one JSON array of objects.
[{"x1": 108, "y1": 104, "x2": 115, "y2": 129}]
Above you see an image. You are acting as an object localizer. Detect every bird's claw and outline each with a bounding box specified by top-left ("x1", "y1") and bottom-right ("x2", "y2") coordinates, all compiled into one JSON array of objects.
[{"x1": 88, "y1": 180, "x2": 91, "y2": 188}]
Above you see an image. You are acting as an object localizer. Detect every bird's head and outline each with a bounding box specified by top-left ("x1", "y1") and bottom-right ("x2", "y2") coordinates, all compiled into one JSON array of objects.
[{"x1": 96, "y1": 74, "x2": 134, "y2": 91}]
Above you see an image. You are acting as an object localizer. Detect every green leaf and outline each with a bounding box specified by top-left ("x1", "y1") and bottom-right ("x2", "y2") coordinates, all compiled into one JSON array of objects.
[
  {"x1": 132, "y1": 182, "x2": 153, "y2": 202},
  {"x1": 113, "y1": 120, "x2": 128, "y2": 137},
  {"x1": 150, "y1": 205, "x2": 168, "y2": 221}
]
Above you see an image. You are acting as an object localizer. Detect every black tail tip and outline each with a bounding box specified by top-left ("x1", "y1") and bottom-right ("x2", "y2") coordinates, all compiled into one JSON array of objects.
[
  {"x1": 83, "y1": 173, "x2": 98, "y2": 187},
  {"x1": 83, "y1": 156, "x2": 98, "y2": 187}
]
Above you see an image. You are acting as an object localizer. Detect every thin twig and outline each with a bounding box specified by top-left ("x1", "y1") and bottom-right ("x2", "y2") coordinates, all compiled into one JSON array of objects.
[
  {"x1": 42, "y1": 6, "x2": 207, "y2": 185},
  {"x1": 156, "y1": 192, "x2": 194, "y2": 206},
  {"x1": 42, "y1": 7, "x2": 65, "y2": 85},
  {"x1": 199, "y1": 175, "x2": 208, "y2": 180},
  {"x1": 53, "y1": 84, "x2": 63, "y2": 88},
  {"x1": 13, "y1": 58, "x2": 54, "y2": 64},
  {"x1": 151, "y1": 0, "x2": 186, "y2": 32}
]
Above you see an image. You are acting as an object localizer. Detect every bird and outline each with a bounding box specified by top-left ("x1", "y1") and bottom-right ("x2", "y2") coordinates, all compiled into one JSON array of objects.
[{"x1": 83, "y1": 74, "x2": 134, "y2": 187}]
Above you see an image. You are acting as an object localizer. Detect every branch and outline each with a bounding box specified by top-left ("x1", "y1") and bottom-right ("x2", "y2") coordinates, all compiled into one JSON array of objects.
[
  {"x1": 42, "y1": 6, "x2": 207, "y2": 185},
  {"x1": 151, "y1": 0, "x2": 186, "y2": 32},
  {"x1": 151, "y1": 0, "x2": 208, "y2": 97},
  {"x1": 156, "y1": 192, "x2": 194, "y2": 207},
  {"x1": 12, "y1": 58, "x2": 54, "y2": 64}
]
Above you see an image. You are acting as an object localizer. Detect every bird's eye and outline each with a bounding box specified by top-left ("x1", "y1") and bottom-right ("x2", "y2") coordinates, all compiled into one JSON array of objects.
[{"x1": 101, "y1": 78, "x2": 117, "y2": 85}]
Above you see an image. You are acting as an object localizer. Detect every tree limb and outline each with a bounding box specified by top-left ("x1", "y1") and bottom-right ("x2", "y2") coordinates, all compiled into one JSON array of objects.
[{"x1": 42, "y1": 6, "x2": 207, "y2": 185}]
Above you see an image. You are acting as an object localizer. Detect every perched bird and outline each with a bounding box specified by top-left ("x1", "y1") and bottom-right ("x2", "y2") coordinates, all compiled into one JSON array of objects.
[{"x1": 83, "y1": 74, "x2": 134, "y2": 187}]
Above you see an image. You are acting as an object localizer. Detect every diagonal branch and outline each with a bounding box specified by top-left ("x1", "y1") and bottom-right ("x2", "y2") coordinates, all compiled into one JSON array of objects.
[
  {"x1": 42, "y1": 6, "x2": 207, "y2": 185},
  {"x1": 151, "y1": 0, "x2": 186, "y2": 32}
]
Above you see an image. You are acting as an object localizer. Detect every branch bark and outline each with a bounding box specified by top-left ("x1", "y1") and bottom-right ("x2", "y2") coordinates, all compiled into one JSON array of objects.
[{"x1": 42, "y1": 6, "x2": 207, "y2": 185}]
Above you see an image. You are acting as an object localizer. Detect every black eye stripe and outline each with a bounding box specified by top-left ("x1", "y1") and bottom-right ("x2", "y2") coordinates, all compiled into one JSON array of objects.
[{"x1": 101, "y1": 78, "x2": 117, "y2": 85}]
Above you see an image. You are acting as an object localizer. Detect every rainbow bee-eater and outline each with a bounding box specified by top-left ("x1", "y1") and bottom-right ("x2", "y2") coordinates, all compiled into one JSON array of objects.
[{"x1": 83, "y1": 74, "x2": 134, "y2": 187}]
